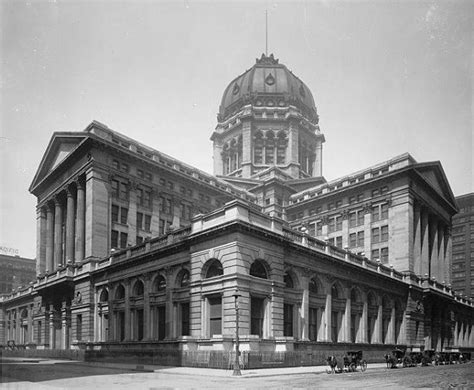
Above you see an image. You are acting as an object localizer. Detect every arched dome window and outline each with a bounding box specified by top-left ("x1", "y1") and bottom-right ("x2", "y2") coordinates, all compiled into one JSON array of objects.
[
  {"x1": 154, "y1": 275, "x2": 166, "y2": 292},
  {"x1": 177, "y1": 269, "x2": 190, "y2": 288},
  {"x1": 284, "y1": 272, "x2": 294, "y2": 288},
  {"x1": 115, "y1": 284, "x2": 125, "y2": 300},
  {"x1": 309, "y1": 277, "x2": 319, "y2": 294},
  {"x1": 99, "y1": 289, "x2": 109, "y2": 302},
  {"x1": 132, "y1": 280, "x2": 144, "y2": 297},
  {"x1": 250, "y1": 260, "x2": 268, "y2": 279},
  {"x1": 205, "y1": 259, "x2": 223, "y2": 278}
]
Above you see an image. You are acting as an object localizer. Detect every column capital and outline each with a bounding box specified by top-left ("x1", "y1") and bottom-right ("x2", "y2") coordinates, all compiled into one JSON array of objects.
[{"x1": 66, "y1": 186, "x2": 75, "y2": 197}]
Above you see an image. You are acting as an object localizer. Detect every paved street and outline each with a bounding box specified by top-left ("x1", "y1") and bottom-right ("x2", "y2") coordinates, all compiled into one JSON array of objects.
[{"x1": 0, "y1": 358, "x2": 473, "y2": 389}]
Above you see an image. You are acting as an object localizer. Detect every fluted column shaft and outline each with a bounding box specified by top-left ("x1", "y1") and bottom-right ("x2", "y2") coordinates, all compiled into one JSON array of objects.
[
  {"x1": 65, "y1": 189, "x2": 75, "y2": 263},
  {"x1": 75, "y1": 181, "x2": 85, "y2": 262},
  {"x1": 53, "y1": 198, "x2": 63, "y2": 269},
  {"x1": 45, "y1": 204, "x2": 54, "y2": 272}
]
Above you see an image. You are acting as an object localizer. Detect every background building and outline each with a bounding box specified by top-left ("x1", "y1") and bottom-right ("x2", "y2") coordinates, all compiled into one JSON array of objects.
[
  {"x1": 452, "y1": 193, "x2": 474, "y2": 299},
  {"x1": 0, "y1": 254, "x2": 36, "y2": 295},
  {"x1": 0, "y1": 54, "x2": 472, "y2": 366}
]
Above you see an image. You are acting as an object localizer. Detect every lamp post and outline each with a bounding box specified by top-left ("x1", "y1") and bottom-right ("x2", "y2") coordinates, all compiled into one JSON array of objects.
[{"x1": 233, "y1": 289, "x2": 242, "y2": 376}]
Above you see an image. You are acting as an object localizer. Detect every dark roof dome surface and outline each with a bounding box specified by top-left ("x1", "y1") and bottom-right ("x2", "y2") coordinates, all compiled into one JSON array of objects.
[{"x1": 219, "y1": 54, "x2": 318, "y2": 122}]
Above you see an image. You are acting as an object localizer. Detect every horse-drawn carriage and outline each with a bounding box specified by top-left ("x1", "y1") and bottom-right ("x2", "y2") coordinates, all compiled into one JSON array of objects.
[
  {"x1": 384, "y1": 349, "x2": 406, "y2": 368},
  {"x1": 326, "y1": 350, "x2": 367, "y2": 373}
]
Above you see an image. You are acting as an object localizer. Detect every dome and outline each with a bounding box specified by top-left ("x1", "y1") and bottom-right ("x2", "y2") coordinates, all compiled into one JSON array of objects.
[{"x1": 219, "y1": 54, "x2": 318, "y2": 123}]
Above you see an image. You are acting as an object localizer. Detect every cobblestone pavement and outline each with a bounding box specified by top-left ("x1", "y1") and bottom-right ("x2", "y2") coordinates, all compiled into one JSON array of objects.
[{"x1": 0, "y1": 358, "x2": 472, "y2": 389}]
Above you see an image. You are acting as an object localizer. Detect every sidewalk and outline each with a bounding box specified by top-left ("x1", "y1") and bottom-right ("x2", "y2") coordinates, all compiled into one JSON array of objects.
[{"x1": 1, "y1": 356, "x2": 389, "y2": 378}]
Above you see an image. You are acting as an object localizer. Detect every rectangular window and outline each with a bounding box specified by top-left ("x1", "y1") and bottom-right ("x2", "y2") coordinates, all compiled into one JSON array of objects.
[
  {"x1": 144, "y1": 215, "x2": 151, "y2": 231},
  {"x1": 381, "y1": 225, "x2": 389, "y2": 242},
  {"x1": 121, "y1": 163, "x2": 129, "y2": 173},
  {"x1": 372, "y1": 249, "x2": 380, "y2": 261},
  {"x1": 357, "y1": 231, "x2": 365, "y2": 247},
  {"x1": 283, "y1": 304, "x2": 293, "y2": 337},
  {"x1": 309, "y1": 307, "x2": 318, "y2": 341},
  {"x1": 381, "y1": 247, "x2": 389, "y2": 263},
  {"x1": 136, "y1": 236, "x2": 143, "y2": 245},
  {"x1": 137, "y1": 169, "x2": 144, "y2": 178},
  {"x1": 137, "y1": 212, "x2": 143, "y2": 230},
  {"x1": 120, "y1": 232, "x2": 128, "y2": 248},
  {"x1": 357, "y1": 211, "x2": 364, "y2": 226},
  {"x1": 112, "y1": 160, "x2": 120, "y2": 170},
  {"x1": 328, "y1": 237, "x2": 335, "y2": 246},
  {"x1": 209, "y1": 297, "x2": 222, "y2": 337},
  {"x1": 308, "y1": 223, "x2": 316, "y2": 236},
  {"x1": 137, "y1": 188, "x2": 143, "y2": 205},
  {"x1": 372, "y1": 227, "x2": 380, "y2": 243},
  {"x1": 120, "y1": 207, "x2": 128, "y2": 224},
  {"x1": 251, "y1": 297, "x2": 265, "y2": 337},
  {"x1": 328, "y1": 218, "x2": 335, "y2": 233},
  {"x1": 316, "y1": 222, "x2": 322, "y2": 236},
  {"x1": 336, "y1": 216, "x2": 342, "y2": 231},
  {"x1": 144, "y1": 190, "x2": 151, "y2": 207},
  {"x1": 157, "y1": 305, "x2": 166, "y2": 340},
  {"x1": 77, "y1": 314, "x2": 82, "y2": 341},
  {"x1": 349, "y1": 212, "x2": 356, "y2": 228},
  {"x1": 349, "y1": 233, "x2": 357, "y2": 248},
  {"x1": 181, "y1": 302, "x2": 190, "y2": 336},
  {"x1": 111, "y1": 230, "x2": 119, "y2": 248},
  {"x1": 331, "y1": 311, "x2": 338, "y2": 342},
  {"x1": 372, "y1": 205, "x2": 380, "y2": 221},
  {"x1": 336, "y1": 236, "x2": 343, "y2": 248},
  {"x1": 381, "y1": 204, "x2": 389, "y2": 219},
  {"x1": 112, "y1": 205, "x2": 119, "y2": 223}
]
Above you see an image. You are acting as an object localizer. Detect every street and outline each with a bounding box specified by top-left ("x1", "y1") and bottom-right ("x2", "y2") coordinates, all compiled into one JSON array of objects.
[{"x1": 1, "y1": 359, "x2": 473, "y2": 389}]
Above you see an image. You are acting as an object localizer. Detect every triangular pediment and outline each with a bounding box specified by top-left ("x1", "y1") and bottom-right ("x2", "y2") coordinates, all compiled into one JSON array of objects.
[
  {"x1": 29, "y1": 133, "x2": 88, "y2": 193},
  {"x1": 415, "y1": 163, "x2": 457, "y2": 208}
]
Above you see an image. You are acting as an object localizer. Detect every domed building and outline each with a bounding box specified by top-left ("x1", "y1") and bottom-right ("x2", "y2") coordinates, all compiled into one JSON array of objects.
[
  {"x1": 213, "y1": 54, "x2": 324, "y2": 182},
  {"x1": 0, "y1": 53, "x2": 472, "y2": 368}
]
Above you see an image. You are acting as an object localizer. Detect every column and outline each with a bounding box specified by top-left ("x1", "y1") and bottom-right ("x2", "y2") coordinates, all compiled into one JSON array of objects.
[
  {"x1": 420, "y1": 210, "x2": 430, "y2": 277},
  {"x1": 437, "y1": 223, "x2": 445, "y2": 282},
  {"x1": 364, "y1": 206, "x2": 372, "y2": 257},
  {"x1": 389, "y1": 304, "x2": 396, "y2": 344},
  {"x1": 376, "y1": 301, "x2": 383, "y2": 344},
  {"x1": 344, "y1": 294, "x2": 351, "y2": 342},
  {"x1": 46, "y1": 203, "x2": 54, "y2": 272},
  {"x1": 313, "y1": 138, "x2": 323, "y2": 177},
  {"x1": 429, "y1": 216, "x2": 438, "y2": 279},
  {"x1": 360, "y1": 295, "x2": 368, "y2": 343},
  {"x1": 413, "y1": 204, "x2": 421, "y2": 275},
  {"x1": 53, "y1": 196, "x2": 63, "y2": 269},
  {"x1": 301, "y1": 277, "x2": 309, "y2": 340},
  {"x1": 143, "y1": 275, "x2": 151, "y2": 340},
  {"x1": 342, "y1": 213, "x2": 349, "y2": 249},
  {"x1": 453, "y1": 321, "x2": 458, "y2": 346},
  {"x1": 61, "y1": 302, "x2": 69, "y2": 349},
  {"x1": 27, "y1": 305, "x2": 34, "y2": 344},
  {"x1": 124, "y1": 280, "x2": 131, "y2": 341},
  {"x1": 65, "y1": 188, "x2": 75, "y2": 263},
  {"x1": 75, "y1": 180, "x2": 85, "y2": 262},
  {"x1": 444, "y1": 228, "x2": 452, "y2": 284},
  {"x1": 325, "y1": 290, "x2": 332, "y2": 342},
  {"x1": 36, "y1": 207, "x2": 47, "y2": 275},
  {"x1": 127, "y1": 182, "x2": 137, "y2": 245},
  {"x1": 49, "y1": 305, "x2": 55, "y2": 349}
]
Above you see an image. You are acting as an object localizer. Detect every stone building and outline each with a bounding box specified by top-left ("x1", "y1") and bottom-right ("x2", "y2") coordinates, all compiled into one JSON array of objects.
[
  {"x1": 452, "y1": 193, "x2": 474, "y2": 299},
  {"x1": 0, "y1": 254, "x2": 36, "y2": 295},
  {"x1": 0, "y1": 54, "x2": 472, "y2": 364}
]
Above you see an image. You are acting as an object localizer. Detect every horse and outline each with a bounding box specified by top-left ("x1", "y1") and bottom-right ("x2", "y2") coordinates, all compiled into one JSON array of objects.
[
  {"x1": 326, "y1": 355, "x2": 338, "y2": 374},
  {"x1": 384, "y1": 354, "x2": 397, "y2": 369}
]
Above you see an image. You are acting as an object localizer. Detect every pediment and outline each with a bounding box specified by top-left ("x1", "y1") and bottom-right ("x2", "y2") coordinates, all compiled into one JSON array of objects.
[
  {"x1": 415, "y1": 163, "x2": 457, "y2": 207},
  {"x1": 29, "y1": 133, "x2": 87, "y2": 192}
]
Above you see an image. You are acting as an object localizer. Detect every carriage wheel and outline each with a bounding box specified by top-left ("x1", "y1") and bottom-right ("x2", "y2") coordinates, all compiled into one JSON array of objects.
[
  {"x1": 349, "y1": 363, "x2": 356, "y2": 372},
  {"x1": 326, "y1": 366, "x2": 333, "y2": 374},
  {"x1": 361, "y1": 360, "x2": 367, "y2": 372}
]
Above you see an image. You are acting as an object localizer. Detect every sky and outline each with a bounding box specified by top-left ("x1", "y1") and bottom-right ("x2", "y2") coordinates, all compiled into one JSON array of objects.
[{"x1": 1, "y1": 0, "x2": 473, "y2": 259}]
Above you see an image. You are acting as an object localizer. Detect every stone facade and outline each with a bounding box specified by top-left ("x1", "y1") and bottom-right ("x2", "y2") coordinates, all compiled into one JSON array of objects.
[{"x1": 0, "y1": 55, "x2": 473, "y2": 364}]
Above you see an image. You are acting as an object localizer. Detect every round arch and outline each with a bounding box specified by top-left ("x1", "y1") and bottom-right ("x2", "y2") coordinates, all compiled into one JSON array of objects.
[
  {"x1": 202, "y1": 259, "x2": 224, "y2": 279},
  {"x1": 115, "y1": 284, "x2": 125, "y2": 300},
  {"x1": 176, "y1": 268, "x2": 190, "y2": 288},
  {"x1": 132, "y1": 279, "x2": 144, "y2": 297},
  {"x1": 153, "y1": 274, "x2": 167, "y2": 292},
  {"x1": 249, "y1": 259, "x2": 270, "y2": 279}
]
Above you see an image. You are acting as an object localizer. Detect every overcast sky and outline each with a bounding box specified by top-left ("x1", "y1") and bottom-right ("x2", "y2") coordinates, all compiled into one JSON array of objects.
[{"x1": 1, "y1": 0, "x2": 472, "y2": 259}]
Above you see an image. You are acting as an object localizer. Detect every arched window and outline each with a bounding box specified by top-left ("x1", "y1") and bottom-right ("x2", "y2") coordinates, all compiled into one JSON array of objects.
[
  {"x1": 154, "y1": 275, "x2": 166, "y2": 292},
  {"x1": 250, "y1": 260, "x2": 268, "y2": 279},
  {"x1": 177, "y1": 269, "x2": 190, "y2": 287},
  {"x1": 99, "y1": 289, "x2": 109, "y2": 302},
  {"x1": 253, "y1": 132, "x2": 264, "y2": 164},
  {"x1": 351, "y1": 288, "x2": 360, "y2": 303},
  {"x1": 284, "y1": 272, "x2": 294, "y2": 288},
  {"x1": 309, "y1": 277, "x2": 319, "y2": 294},
  {"x1": 205, "y1": 259, "x2": 223, "y2": 278},
  {"x1": 265, "y1": 132, "x2": 275, "y2": 164},
  {"x1": 331, "y1": 284, "x2": 340, "y2": 299},
  {"x1": 115, "y1": 284, "x2": 125, "y2": 300},
  {"x1": 132, "y1": 280, "x2": 144, "y2": 297},
  {"x1": 276, "y1": 131, "x2": 287, "y2": 164}
]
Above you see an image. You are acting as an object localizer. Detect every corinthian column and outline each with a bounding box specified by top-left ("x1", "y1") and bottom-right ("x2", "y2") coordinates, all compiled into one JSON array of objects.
[
  {"x1": 53, "y1": 196, "x2": 63, "y2": 269},
  {"x1": 75, "y1": 180, "x2": 85, "y2": 262},
  {"x1": 65, "y1": 188, "x2": 75, "y2": 263},
  {"x1": 45, "y1": 202, "x2": 54, "y2": 272}
]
